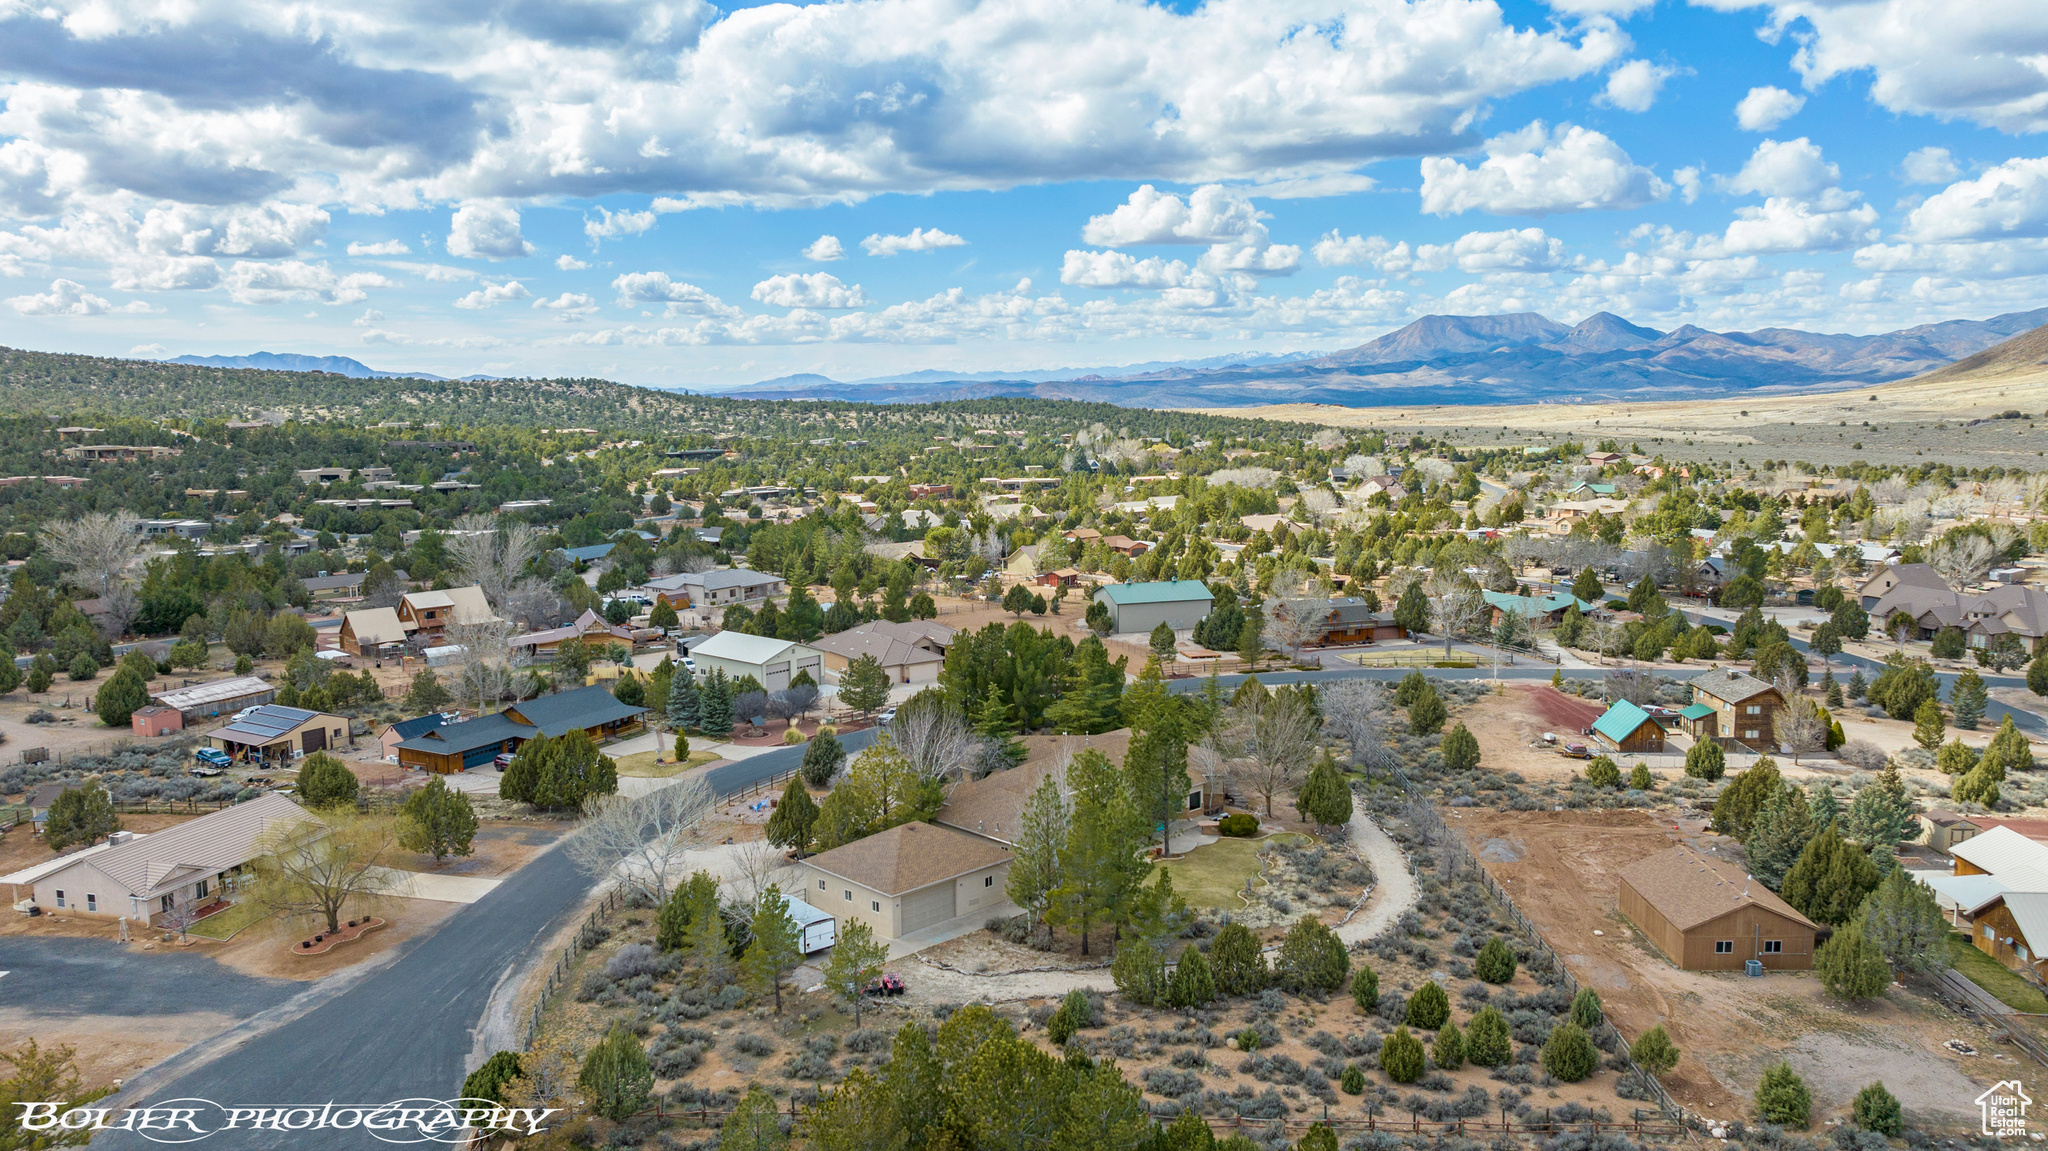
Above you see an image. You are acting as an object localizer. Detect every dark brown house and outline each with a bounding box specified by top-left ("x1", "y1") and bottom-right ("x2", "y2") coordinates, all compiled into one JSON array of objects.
[
  {"x1": 1687, "y1": 668, "x2": 1785, "y2": 748},
  {"x1": 1618, "y1": 844, "x2": 1817, "y2": 971}
]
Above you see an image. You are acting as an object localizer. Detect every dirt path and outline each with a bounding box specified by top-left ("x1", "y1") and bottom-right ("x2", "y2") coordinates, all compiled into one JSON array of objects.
[{"x1": 893, "y1": 802, "x2": 1420, "y2": 1006}]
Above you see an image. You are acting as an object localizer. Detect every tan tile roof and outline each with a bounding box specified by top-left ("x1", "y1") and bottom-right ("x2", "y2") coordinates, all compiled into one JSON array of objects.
[
  {"x1": 1619, "y1": 844, "x2": 1816, "y2": 931},
  {"x1": 802, "y1": 821, "x2": 1010, "y2": 895},
  {"x1": 809, "y1": 621, "x2": 955, "y2": 670},
  {"x1": 344, "y1": 606, "x2": 410, "y2": 646},
  {"x1": 49, "y1": 793, "x2": 313, "y2": 900}
]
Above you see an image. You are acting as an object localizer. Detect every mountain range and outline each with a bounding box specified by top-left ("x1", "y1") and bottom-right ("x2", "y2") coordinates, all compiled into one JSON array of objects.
[
  {"x1": 164, "y1": 351, "x2": 499, "y2": 382},
  {"x1": 716, "y1": 306, "x2": 2048, "y2": 407}
]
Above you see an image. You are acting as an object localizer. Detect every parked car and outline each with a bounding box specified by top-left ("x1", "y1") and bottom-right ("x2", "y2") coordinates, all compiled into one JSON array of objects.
[
  {"x1": 493, "y1": 752, "x2": 515, "y2": 770},
  {"x1": 877, "y1": 707, "x2": 897, "y2": 727},
  {"x1": 1557, "y1": 743, "x2": 1591, "y2": 759},
  {"x1": 194, "y1": 747, "x2": 232, "y2": 768}
]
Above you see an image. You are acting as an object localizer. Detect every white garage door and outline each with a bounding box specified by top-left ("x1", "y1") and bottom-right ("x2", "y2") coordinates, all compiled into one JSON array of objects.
[{"x1": 899, "y1": 883, "x2": 955, "y2": 934}]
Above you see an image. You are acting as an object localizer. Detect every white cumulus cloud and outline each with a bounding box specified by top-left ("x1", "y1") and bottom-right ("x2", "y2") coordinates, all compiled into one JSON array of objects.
[
  {"x1": 453, "y1": 280, "x2": 532, "y2": 309},
  {"x1": 1735, "y1": 86, "x2": 1805, "y2": 132},
  {"x1": 751, "y1": 272, "x2": 869, "y2": 309},
  {"x1": 1059, "y1": 250, "x2": 1193, "y2": 288},
  {"x1": 585, "y1": 207, "x2": 657, "y2": 244},
  {"x1": 1727, "y1": 138, "x2": 1839, "y2": 200},
  {"x1": 804, "y1": 236, "x2": 845, "y2": 262},
  {"x1": 1904, "y1": 157, "x2": 2048, "y2": 242},
  {"x1": 1900, "y1": 147, "x2": 1962, "y2": 185},
  {"x1": 1597, "y1": 61, "x2": 1677, "y2": 113},
  {"x1": 8, "y1": 278, "x2": 119, "y2": 315},
  {"x1": 348, "y1": 240, "x2": 411, "y2": 256},
  {"x1": 556, "y1": 254, "x2": 590, "y2": 271},
  {"x1": 1420, "y1": 123, "x2": 1668, "y2": 217},
  {"x1": 610, "y1": 271, "x2": 742, "y2": 318},
  {"x1": 532, "y1": 292, "x2": 600, "y2": 320},
  {"x1": 225, "y1": 261, "x2": 393, "y2": 305},
  {"x1": 446, "y1": 202, "x2": 534, "y2": 261},
  {"x1": 861, "y1": 228, "x2": 968, "y2": 256}
]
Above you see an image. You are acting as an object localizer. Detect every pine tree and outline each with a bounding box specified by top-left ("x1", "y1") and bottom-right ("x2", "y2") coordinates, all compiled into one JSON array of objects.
[
  {"x1": 1474, "y1": 937, "x2": 1517, "y2": 983},
  {"x1": 1585, "y1": 756, "x2": 1622, "y2": 789},
  {"x1": 1440, "y1": 722, "x2": 1480, "y2": 770},
  {"x1": 1808, "y1": 782, "x2": 1840, "y2": 827},
  {"x1": 1710, "y1": 758, "x2": 1782, "y2": 837},
  {"x1": 1542, "y1": 1022, "x2": 1596, "y2": 1082},
  {"x1": 1569, "y1": 986, "x2": 1604, "y2": 1029},
  {"x1": 1816, "y1": 919, "x2": 1889, "y2": 999},
  {"x1": 1450, "y1": 1007, "x2": 1503, "y2": 1068},
  {"x1": 1407, "y1": 683, "x2": 1446, "y2": 735},
  {"x1": 1990, "y1": 714, "x2": 2036, "y2": 772},
  {"x1": 1684, "y1": 739, "x2": 1726, "y2": 781},
  {"x1": 1378, "y1": 1027, "x2": 1424, "y2": 1083},
  {"x1": 1007, "y1": 772, "x2": 1069, "y2": 932},
  {"x1": 1211, "y1": 922, "x2": 1268, "y2": 996},
  {"x1": 1404, "y1": 980, "x2": 1450, "y2": 1029},
  {"x1": 699, "y1": 669, "x2": 733, "y2": 737},
  {"x1": 1294, "y1": 752, "x2": 1353, "y2": 831},
  {"x1": 837, "y1": 654, "x2": 891, "y2": 716},
  {"x1": 1630, "y1": 1025, "x2": 1680, "y2": 1077},
  {"x1": 1111, "y1": 937, "x2": 1166, "y2": 1006},
  {"x1": 578, "y1": 1022, "x2": 653, "y2": 1120},
  {"x1": 1912, "y1": 697, "x2": 1946, "y2": 751},
  {"x1": 1572, "y1": 566, "x2": 1604, "y2": 604},
  {"x1": 42, "y1": 782, "x2": 120, "y2": 850},
  {"x1": 1844, "y1": 766, "x2": 1915, "y2": 849},
  {"x1": 657, "y1": 872, "x2": 717, "y2": 952},
  {"x1": 1273, "y1": 915, "x2": 1348, "y2": 994},
  {"x1": 404, "y1": 668, "x2": 453, "y2": 713},
  {"x1": 721, "y1": 1086, "x2": 787, "y2": 1151},
  {"x1": 1149, "y1": 620, "x2": 1177, "y2": 664},
  {"x1": 398, "y1": 775, "x2": 478, "y2": 860},
  {"x1": 1432, "y1": 1021, "x2": 1465, "y2": 1070},
  {"x1": 297, "y1": 752, "x2": 361, "y2": 808},
  {"x1": 1937, "y1": 738, "x2": 1979, "y2": 776},
  {"x1": 800, "y1": 729, "x2": 845, "y2": 786},
  {"x1": 1847, "y1": 667, "x2": 1867, "y2": 700},
  {"x1": 765, "y1": 776, "x2": 819, "y2": 855},
  {"x1": 1951, "y1": 669, "x2": 1988, "y2": 730},
  {"x1": 1755, "y1": 1062, "x2": 1812, "y2": 1127},
  {"x1": 1350, "y1": 964, "x2": 1379, "y2": 1010},
  {"x1": 1860, "y1": 868, "x2": 1950, "y2": 975},
  {"x1": 93, "y1": 664, "x2": 151, "y2": 727},
  {"x1": 668, "y1": 663, "x2": 700, "y2": 729},
  {"x1": 1167, "y1": 947, "x2": 1216, "y2": 1008},
  {"x1": 743, "y1": 885, "x2": 804, "y2": 1013},
  {"x1": 1853, "y1": 1082, "x2": 1903, "y2": 1136},
  {"x1": 1743, "y1": 784, "x2": 1814, "y2": 888},
  {"x1": 1782, "y1": 822, "x2": 1881, "y2": 926}
]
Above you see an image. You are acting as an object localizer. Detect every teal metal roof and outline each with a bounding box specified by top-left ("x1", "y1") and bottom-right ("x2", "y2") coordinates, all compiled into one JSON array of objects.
[
  {"x1": 1679, "y1": 703, "x2": 1716, "y2": 720},
  {"x1": 1095, "y1": 580, "x2": 1214, "y2": 606},
  {"x1": 1591, "y1": 700, "x2": 1656, "y2": 744}
]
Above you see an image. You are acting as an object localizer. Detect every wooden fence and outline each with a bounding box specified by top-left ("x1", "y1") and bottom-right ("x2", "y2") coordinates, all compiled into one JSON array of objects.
[
  {"x1": 518, "y1": 764, "x2": 803, "y2": 1052},
  {"x1": 1933, "y1": 968, "x2": 2048, "y2": 1067},
  {"x1": 1400, "y1": 797, "x2": 1699, "y2": 1140}
]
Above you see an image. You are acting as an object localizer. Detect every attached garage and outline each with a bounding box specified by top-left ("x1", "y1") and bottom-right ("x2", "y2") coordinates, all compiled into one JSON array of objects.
[
  {"x1": 899, "y1": 884, "x2": 956, "y2": 934},
  {"x1": 394, "y1": 713, "x2": 536, "y2": 774},
  {"x1": 690, "y1": 631, "x2": 824, "y2": 693},
  {"x1": 208, "y1": 705, "x2": 352, "y2": 765},
  {"x1": 796, "y1": 821, "x2": 1012, "y2": 941}
]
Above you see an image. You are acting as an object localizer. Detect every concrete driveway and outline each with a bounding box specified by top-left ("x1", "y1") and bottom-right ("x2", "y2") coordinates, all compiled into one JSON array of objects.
[{"x1": 369, "y1": 868, "x2": 502, "y2": 905}]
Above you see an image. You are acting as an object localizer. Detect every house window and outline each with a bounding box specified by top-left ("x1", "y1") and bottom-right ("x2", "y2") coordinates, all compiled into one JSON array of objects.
[
  {"x1": 1744, "y1": 729, "x2": 1760, "y2": 740},
  {"x1": 1715, "y1": 940, "x2": 1733, "y2": 954},
  {"x1": 161, "y1": 895, "x2": 175, "y2": 913},
  {"x1": 843, "y1": 889, "x2": 852, "y2": 902},
  {"x1": 195, "y1": 879, "x2": 209, "y2": 898},
  {"x1": 871, "y1": 900, "x2": 881, "y2": 912},
  {"x1": 1987, "y1": 924, "x2": 1998, "y2": 940},
  {"x1": 85, "y1": 895, "x2": 96, "y2": 912},
  {"x1": 985, "y1": 875, "x2": 995, "y2": 888},
  {"x1": 1746, "y1": 705, "x2": 1761, "y2": 715},
  {"x1": 818, "y1": 879, "x2": 827, "y2": 891},
  {"x1": 53, "y1": 890, "x2": 64, "y2": 908},
  {"x1": 1763, "y1": 940, "x2": 1783, "y2": 954}
]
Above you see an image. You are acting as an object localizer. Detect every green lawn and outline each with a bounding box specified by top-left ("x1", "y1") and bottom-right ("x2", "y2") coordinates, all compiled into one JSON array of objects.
[
  {"x1": 187, "y1": 900, "x2": 271, "y2": 941},
  {"x1": 1949, "y1": 935, "x2": 2048, "y2": 1013},
  {"x1": 614, "y1": 749, "x2": 722, "y2": 777},
  {"x1": 1156, "y1": 833, "x2": 1310, "y2": 909}
]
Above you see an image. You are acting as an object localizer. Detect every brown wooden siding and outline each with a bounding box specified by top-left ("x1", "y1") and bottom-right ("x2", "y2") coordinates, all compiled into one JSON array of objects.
[
  {"x1": 1971, "y1": 903, "x2": 2048, "y2": 979},
  {"x1": 1619, "y1": 877, "x2": 1815, "y2": 970}
]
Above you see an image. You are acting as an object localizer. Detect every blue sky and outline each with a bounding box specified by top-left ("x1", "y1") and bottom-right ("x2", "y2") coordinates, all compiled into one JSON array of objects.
[{"x1": 1, "y1": 0, "x2": 2045, "y2": 388}]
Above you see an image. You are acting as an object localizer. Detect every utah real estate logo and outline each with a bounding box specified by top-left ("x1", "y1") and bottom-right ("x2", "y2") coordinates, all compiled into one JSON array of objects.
[{"x1": 1979, "y1": 1080, "x2": 2032, "y2": 1138}]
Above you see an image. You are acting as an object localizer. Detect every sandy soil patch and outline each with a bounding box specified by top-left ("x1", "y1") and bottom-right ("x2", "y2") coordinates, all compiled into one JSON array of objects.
[{"x1": 1452, "y1": 806, "x2": 2013, "y2": 1126}]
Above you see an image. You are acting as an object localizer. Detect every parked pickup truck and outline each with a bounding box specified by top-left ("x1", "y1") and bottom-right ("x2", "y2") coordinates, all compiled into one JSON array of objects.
[
  {"x1": 194, "y1": 747, "x2": 232, "y2": 768},
  {"x1": 1556, "y1": 742, "x2": 1592, "y2": 759}
]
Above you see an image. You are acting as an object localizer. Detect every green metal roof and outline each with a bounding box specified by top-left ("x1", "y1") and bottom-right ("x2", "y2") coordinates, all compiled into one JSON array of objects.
[
  {"x1": 1591, "y1": 699, "x2": 1656, "y2": 744},
  {"x1": 1095, "y1": 580, "x2": 1214, "y2": 606},
  {"x1": 1679, "y1": 703, "x2": 1716, "y2": 720}
]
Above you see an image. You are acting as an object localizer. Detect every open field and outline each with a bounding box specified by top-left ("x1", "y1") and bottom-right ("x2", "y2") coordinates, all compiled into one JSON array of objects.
[
  {"x1": 1194, "y1": 363, "x2": 2048, "y2": 468},
  {"x1": 1452, "y1": 807, "x2": 2013, "y2": 1127}
]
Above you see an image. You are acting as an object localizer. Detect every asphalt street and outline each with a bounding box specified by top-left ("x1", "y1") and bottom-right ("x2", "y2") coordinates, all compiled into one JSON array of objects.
[
  {"x1": 66, "y1": 658, "x2": 2044, "y2": 1147},
  {"x1": 0, "y1": 935, "x2": 299, "y2": 1018}
]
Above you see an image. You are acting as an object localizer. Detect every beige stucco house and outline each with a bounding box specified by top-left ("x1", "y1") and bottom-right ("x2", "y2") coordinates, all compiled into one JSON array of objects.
[{"x1": 795, "y1": 821, "x2": 1011, "y2": 939}]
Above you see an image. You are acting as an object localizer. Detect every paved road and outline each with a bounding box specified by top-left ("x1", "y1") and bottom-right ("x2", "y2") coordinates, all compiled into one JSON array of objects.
[
  {"x1": 0, "y1": 935, "x2": 299, "y2": 1018},
  {"x1": 80, "y1": 658, "x2": 2046, "y2": 1146}
]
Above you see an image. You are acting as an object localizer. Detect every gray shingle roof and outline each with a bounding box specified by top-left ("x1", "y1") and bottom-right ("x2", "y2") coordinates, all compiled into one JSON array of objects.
[{"x1": 502, "y1": 684, "x2": 646, "y2": 737}]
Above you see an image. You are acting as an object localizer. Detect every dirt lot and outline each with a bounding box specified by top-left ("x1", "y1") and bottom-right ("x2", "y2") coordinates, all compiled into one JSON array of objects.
[
  {"x1": 1452, "y1": 807, "x2": 2011, "y2": 1127},
  {"x1": 413, "y1": 819, "x2": 571, "y2": 878}
]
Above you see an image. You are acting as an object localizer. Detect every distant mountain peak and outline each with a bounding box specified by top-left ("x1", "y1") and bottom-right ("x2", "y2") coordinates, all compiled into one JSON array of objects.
[{"x1": 164, "y1": 351, "x2": 492, "y2": 381}]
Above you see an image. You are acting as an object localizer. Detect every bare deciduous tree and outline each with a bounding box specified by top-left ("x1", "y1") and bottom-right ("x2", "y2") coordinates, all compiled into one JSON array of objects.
[
  {"x1": 446, "y1": 513, "x2": 544, "y2": 611},
  {"x1": 1423, "y1": 569, "x2": 1487, "y2": 656},
  {"x1": 1211, "y1": 688, "x2": 1321, "y2": 815},
  {"x1": 1261, "y1": 590, "x2": 1328, "y2": 663},
  {"x1": 890, "y1": 691, "x2": 975, "y2": 782},
  {"x1": 447, "y1": 617, "x2": 518, "y2": 711},
  {"x1": 43, "y1": 511, "x2": 146, "y2": 597},
  {"x1": 1928, "y1": 534, "x2": 1996, "y2": 585},
  {"x1": 728, "y1": 836, "x2": 795, "y2": 908},
  {"x1": 565, "y1": 777, "x2": 715, "y2": 904},
  {"x1": 1773, "y1": 690, "x2": 1829, "y2": 764},
  {"x1": 1320, "y1": 679, "x2": 1395, "y2": 773}
]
